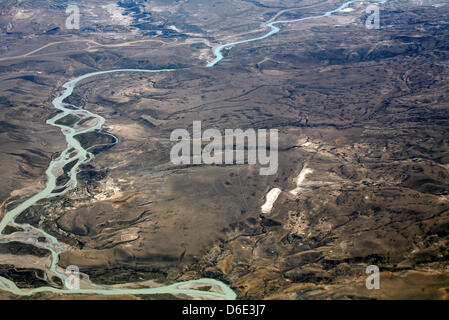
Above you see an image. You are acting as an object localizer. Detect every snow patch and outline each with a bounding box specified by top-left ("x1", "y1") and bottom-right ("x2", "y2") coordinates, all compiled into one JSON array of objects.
[
  {"x1": 261, "y1": 188, "x2": 282, "y2": 214},
  {"x1": 290, "y1": 167, "x2": 313, "y2": 195},
  {"x1": 102, "y1": 3, "x2": 132, "y2": 26}
]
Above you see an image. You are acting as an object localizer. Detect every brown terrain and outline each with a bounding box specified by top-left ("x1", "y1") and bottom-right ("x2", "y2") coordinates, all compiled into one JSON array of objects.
[{"x1": 0, "y1": 0, "x2": 448, "y2": 299}]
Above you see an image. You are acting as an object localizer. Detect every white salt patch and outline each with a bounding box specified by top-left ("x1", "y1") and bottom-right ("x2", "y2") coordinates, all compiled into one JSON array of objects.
[{"x1": 261, "y1": 188, "x2": 282, "y2": 214}]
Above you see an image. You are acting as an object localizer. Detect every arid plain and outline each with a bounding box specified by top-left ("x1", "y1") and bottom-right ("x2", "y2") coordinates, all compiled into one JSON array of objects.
[{"x1": 0, "y1": 0, "x2": 449, "y2": 299}]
